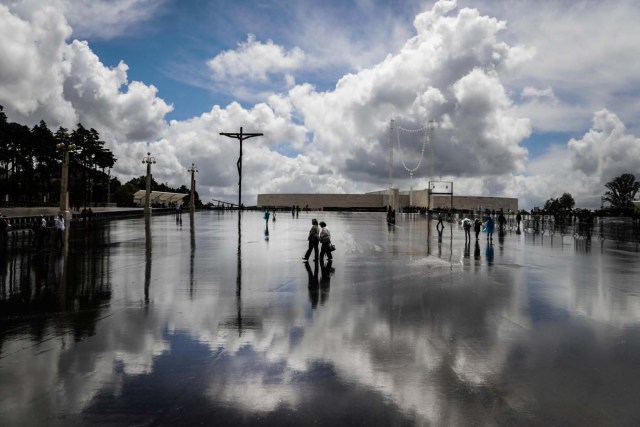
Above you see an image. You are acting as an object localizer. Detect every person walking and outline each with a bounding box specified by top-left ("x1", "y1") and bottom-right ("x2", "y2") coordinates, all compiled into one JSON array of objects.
[
  {"x1": 462, "y1": 217, "x2": 472, "y2": 241},
  {"x1": 319, "y1": 221, "x2": 333, "y2": 261},
  {"x1": 37, "y1": 215, "x2": 48, "y2": 250},
  {"x1": 54, "y1": 214, "x2": 65, "y2": 248},
  {"x1": 263, "y1": 209, "x2": 270, "y2": 223},
  {"x1": 498, "y1": 211, "x2": 506, "y2": 234},
  {"x1": 303, "y1": 218, "x2": 320, "y2": 262},
  {"x1": 437, "y1": 212, "x2": 444, "y2": 230},
  {"x1": 474, "y1": 217, "x2": 482, "y2": 240},
  {"x1": 486, "y1": 215, "x2": 495, "y2": 241},
  {"x1": 0, "y1": 214, "x2": 10, "y2": 247}
]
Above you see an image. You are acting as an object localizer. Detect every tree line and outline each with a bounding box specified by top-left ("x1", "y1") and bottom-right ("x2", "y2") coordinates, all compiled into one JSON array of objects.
[
  {"x1": 542, "y1": 173, "x2": 639, "y2": 215},
  {"x1": 0, "y1": 106, "x2": 199, "y2": 208}
]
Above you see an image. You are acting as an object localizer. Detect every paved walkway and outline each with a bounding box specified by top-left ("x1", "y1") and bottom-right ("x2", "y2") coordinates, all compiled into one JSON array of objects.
[{"x1": 1, "y1": 211, "x2": 640, "y2": 425}]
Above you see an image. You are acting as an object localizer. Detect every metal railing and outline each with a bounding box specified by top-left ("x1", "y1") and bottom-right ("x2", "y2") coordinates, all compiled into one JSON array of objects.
[{"x1": 518, "y1": 215, "x2": 640, "y2": 244}]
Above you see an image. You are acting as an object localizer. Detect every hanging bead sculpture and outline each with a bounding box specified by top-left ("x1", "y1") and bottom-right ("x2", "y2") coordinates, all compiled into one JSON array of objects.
[
  {"x1": 396, "y1": 124, "x2": 429, "y2": 179},
  {"x1": 396, "y1": 123, "x2": 429, "y2": 206}
]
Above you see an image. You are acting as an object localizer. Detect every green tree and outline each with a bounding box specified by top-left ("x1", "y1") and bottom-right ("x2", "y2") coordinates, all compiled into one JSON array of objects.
[
  {"x1": 558, "y1": 193, "x2": 575, "y2": 211},
  {"x1": 543, "y1": 197, "x2": 560, "y2": 213},
  {"x1": 603, "y1": 173, "x2": 640, "y2": 209},
  {"x1": 112, "y1": 182, "x2": 139, "y2": 207},
  {"x1": 0, "y1": 112, "x2": 118, "y2": 205},
  {"x1": 544, "y1": 193, "x2": 575, "y2": 214},
  {"x1": 31, "y1": 121, "x2": 57, "y2": 201}
]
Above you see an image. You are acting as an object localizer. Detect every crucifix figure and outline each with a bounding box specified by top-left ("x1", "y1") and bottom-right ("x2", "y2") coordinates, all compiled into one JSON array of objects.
[{"x1": 219, "y1": 127, "x2": 263, "y2": 209}]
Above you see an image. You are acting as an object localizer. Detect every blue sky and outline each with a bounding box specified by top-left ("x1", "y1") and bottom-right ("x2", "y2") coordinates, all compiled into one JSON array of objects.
[{"x1": 1, "y1": 0, "x2": 639, "y2": 208}]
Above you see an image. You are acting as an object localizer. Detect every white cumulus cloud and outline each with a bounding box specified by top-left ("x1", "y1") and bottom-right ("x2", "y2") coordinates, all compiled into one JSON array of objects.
[
  {"x1": 2, "y1": 0, "x2": 638, "y2": 210},
  {"x1": 208, "y1": 34, "x2": 305, "y2": 83},
  {"x1": 569, "y1": 109, "x2": 640, "y2": 183},
  {"x1": 6, "y1": 0, "x2": 166, "y2": 40}
]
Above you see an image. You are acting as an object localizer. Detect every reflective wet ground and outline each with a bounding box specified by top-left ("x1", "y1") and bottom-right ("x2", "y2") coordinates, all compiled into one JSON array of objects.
[{"x1": 1, "y1": 211, "x2": 640, "y2": 426}]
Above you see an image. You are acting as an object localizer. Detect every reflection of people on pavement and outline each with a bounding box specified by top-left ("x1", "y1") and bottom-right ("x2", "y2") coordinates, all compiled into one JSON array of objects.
[
  {"x1": 320, "y1": 259, "x2": 334, "y2": 306},
  {"x1": 0, "y1": 246, "x2": 7, "y2": 279},
  {"x1": 0, "y1": 214, "x2": 11, "y2": 248},
  {"x1": 304, "y1": 261, "x2": 319, "y2": 309},
  {"x1": 474, "y1": 241, "x2": 481, "y2": 260},
  {"x1": 264, "y1": 223, "x2": 269, "y2": 241},
  {"x1": 464, "y1": 240, "x2": 470, "y2": 259},
  {"x1": 437, "y1": 226, "x2": 443, "y2": 243},
  {"x1": 485, "y1": 241, "x2": 494, "y2": 265}
]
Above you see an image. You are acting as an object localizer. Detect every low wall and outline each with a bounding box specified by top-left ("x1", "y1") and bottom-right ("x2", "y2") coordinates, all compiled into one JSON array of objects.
[
  {"x1": 430, "y1": 195, "x2": 518, "y2": 212},
  {"x1": 258, "y1": 192, "x2": 518, "y2": 212},
  {"x1": 258, "y1": 193, "x2": 385, "y2": 210},
  {"x1": 3, "y1": 207, "x2": 193, "y2": 230}
]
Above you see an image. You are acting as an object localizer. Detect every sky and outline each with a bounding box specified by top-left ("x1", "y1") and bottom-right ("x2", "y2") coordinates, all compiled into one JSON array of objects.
[{"x1": 1, "y1": 0, "x2": 639, "y2": 209}]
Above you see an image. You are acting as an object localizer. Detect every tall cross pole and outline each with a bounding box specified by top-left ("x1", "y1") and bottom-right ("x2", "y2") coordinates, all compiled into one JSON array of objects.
[
  {"x1": 188, "y1": 163, "x2": 198, "y2": 213},
  {"x1": 219, "y1": 127, "x2": 263, "y2": 210},
  {"x1": 142, "y1": 152, "x2": 156, "y2": 217}
]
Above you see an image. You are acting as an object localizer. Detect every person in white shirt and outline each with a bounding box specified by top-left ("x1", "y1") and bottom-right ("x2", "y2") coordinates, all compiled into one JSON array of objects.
[
  {"x1": 54, "y1": 214, "x2": 65, "y2": 248},
  {"x1": 319, "y1": 221, "x2": 333, "y2": 262}
]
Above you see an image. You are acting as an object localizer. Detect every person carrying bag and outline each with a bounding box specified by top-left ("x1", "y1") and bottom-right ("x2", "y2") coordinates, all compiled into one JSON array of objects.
[{"x1": 319, "y1": 221, "x2": 334, "y2": 261}]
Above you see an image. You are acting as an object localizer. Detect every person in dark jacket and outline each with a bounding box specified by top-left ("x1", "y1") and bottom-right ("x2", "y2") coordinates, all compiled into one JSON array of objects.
[
  {"x1": 303, "y1": 218, "x2": 320, "y2": 262},
  {"x1": 473, "y1": 217, "x2": 482, "y2": 240}
]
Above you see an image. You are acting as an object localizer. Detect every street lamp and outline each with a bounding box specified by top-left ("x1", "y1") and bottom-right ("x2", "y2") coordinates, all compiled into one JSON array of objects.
[
  {"x1": 142, "y1": 152, "x2": 156, "y2": 216},
  {"x1": 89, "y1": 154, "x2": 95, "y2": 207},
  {"x1": 6, "y1": 141, "x2": 19, "y2": 202},
  {"x1": 56, "y1": 139, "x2": 76, "y2": 215},
  {"x1": 88, "y1": 178, "x2": 94, "y2": 207},
  {"x1": 187, "y1": 163, "x2": 198, "y2": 213},
  {"x1": 107, "y1": 167, "x2": 111, "y2": 205}
]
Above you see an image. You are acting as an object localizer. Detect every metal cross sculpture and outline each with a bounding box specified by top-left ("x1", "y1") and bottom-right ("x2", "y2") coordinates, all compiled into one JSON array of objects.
[{"x1": 219, "y1": 127, "x2": 263, "y2": 209}]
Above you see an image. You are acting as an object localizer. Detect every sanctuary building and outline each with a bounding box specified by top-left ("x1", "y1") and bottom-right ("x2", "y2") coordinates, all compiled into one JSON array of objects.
[{"x1": 257, "y1": 188, "x2": 517, "y2": 213}]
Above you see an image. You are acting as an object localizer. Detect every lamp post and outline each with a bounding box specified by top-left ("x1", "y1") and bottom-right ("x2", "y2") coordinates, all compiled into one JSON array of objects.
[
  {"x1": 56, "y1": 139, "x2": 76, "y2": 216},
  {"x1": 6, "y1": 141, "x2": 17, "y2": 202},
  {"x1": 142, "y1": 152, "x2": 155, "y2": 216},
  {"x1": 107, "y1": 167, "x2": 111, "y2": 205},
  {"x1": 89, "y1": 178, "x2": 94, "y2": 207},
  {"x1": 188, "y1": 163, "x2": 198, "y2": 213}
]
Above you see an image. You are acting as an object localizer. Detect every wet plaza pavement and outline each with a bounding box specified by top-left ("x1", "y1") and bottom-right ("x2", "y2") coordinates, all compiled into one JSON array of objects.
[{"x1": 1, "y1": 211, "x2": 640, "y2": 426}]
